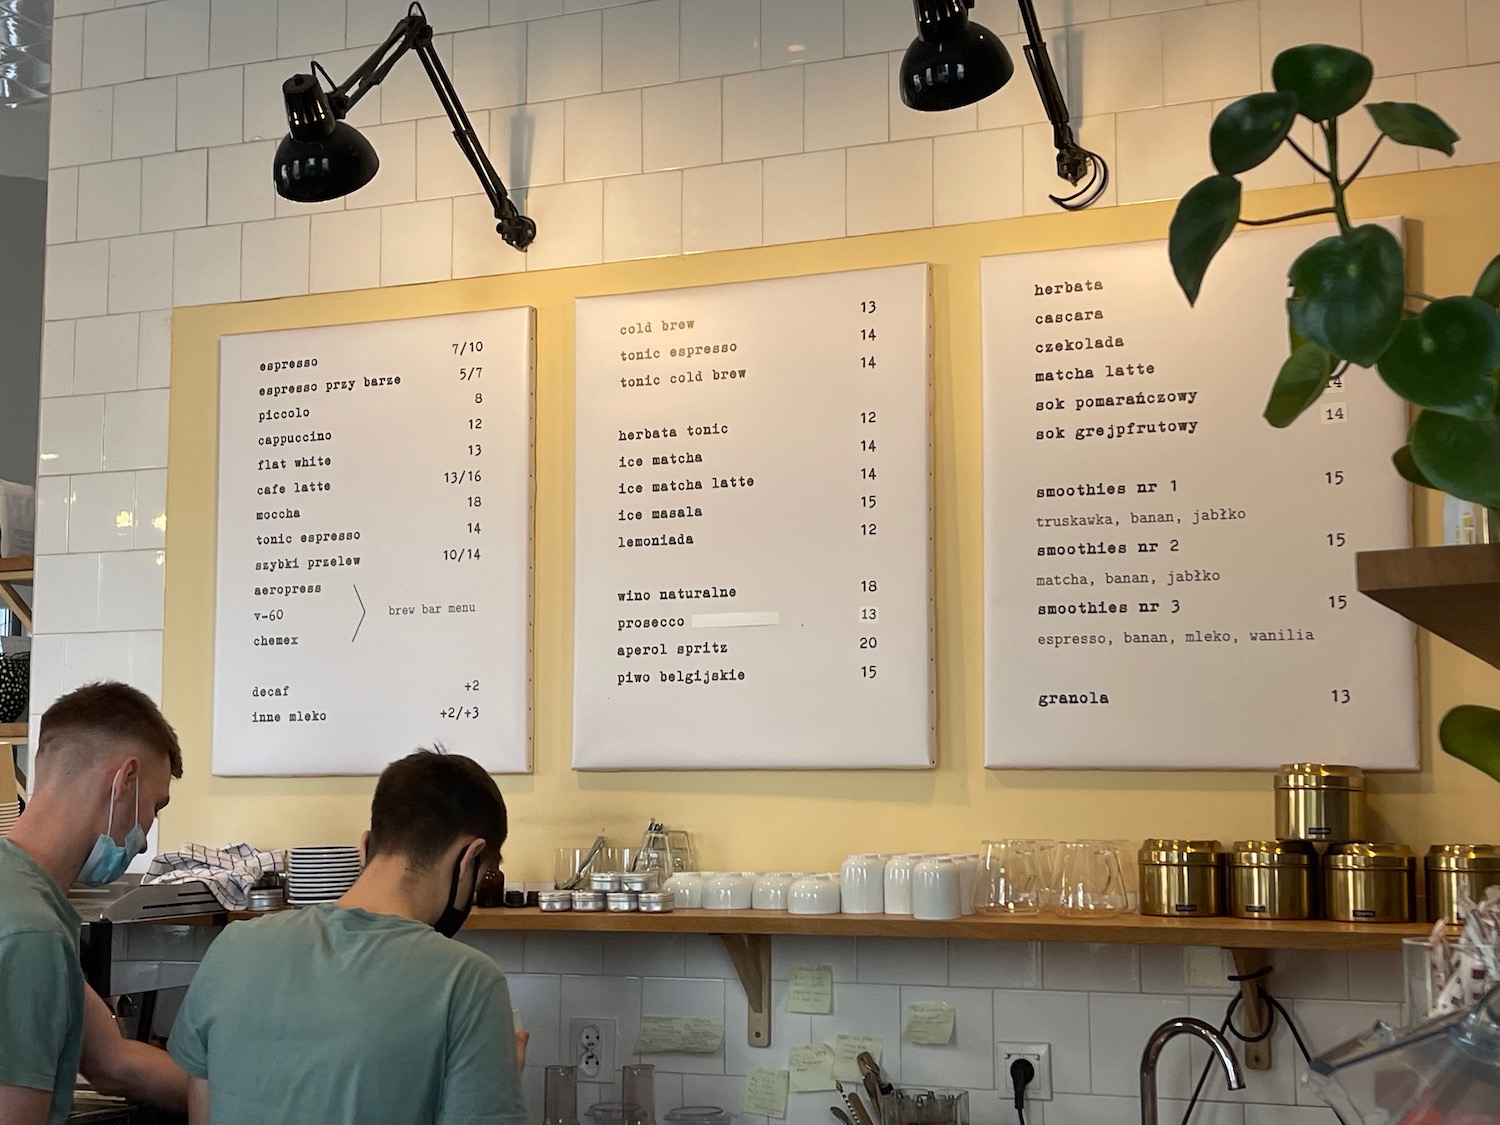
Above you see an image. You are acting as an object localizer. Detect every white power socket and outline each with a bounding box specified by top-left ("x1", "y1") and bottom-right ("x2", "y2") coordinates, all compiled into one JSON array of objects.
[
  {"x1": 998, "y1": 1042, "x2": 1052, "y2": 1101},
  {"x1": 571, "y1": 1017, "x2": 617, "y2": 1080}
]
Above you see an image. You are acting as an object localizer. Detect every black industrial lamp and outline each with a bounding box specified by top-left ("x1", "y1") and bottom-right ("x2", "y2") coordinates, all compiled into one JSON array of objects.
[
  {"x1": 900, "y1": 0, "x2": 1109, "y2": 211},
  {"x1": 274, "y1": 2, "x2": 536, "y2": 251}
]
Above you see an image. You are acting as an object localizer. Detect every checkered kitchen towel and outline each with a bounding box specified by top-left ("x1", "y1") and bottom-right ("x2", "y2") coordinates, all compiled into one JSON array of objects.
[{"x1": 143, "y1": 843, "x2": 287, "y2": 909}]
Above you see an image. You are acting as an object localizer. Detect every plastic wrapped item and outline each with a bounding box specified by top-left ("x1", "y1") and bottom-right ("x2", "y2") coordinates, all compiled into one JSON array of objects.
[
  {"x1": 0, "y1": 480, "x2": 33, "y2": 557},
  {"x1": 1308, "y1": 983, "x2": 1500, "y2": 1124}
]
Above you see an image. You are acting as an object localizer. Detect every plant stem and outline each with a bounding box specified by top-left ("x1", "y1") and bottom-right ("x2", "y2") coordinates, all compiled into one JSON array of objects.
[
  {"x1": 1285, "y1": 136, "x2": 1333, "y2": 179},
  {"x1": 1406, "y1": 291, "x2": 1440, "y2": 303},
  {"x1": 1342, "y1": 135, "x2": 1385, "y2": 188},
  {"x1": 1324, "y1": 120, "x2": 1354, "y2": 236},
  {"x1": 1238, "y1": 207, "x2": 1338, "y2": 227}
]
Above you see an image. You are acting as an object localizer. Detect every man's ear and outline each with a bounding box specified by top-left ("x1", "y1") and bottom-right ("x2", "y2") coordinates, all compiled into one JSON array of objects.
[
  {"x1": 461, "y1": 837, "x2": 486, "y2": 871},
  {"x1": 358, "y1": 830, "x2": 371, "y2": 866}
]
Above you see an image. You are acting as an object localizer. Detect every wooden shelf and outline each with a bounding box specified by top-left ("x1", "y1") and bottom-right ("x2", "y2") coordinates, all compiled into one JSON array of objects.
[
  {"x1": 0, "y1": 554, "x2": 32, "y2": 633},
  {"x1": 0, "y1": 724, "x2": 27, "y2": 747},
  {"x1": 1357, "y1": 544, "x2": 1500, "y2": 669},
  {"x1": 434, "y1": 907, "x2": 1426, "y2": 952}
]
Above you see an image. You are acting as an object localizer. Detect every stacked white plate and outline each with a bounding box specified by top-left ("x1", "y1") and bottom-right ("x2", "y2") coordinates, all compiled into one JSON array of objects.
[
  {"x1": 287, "y1": 845, "x2": 361, "y2": 905},
  {"x1": 0, "y1": 800, "x2": 17, "y2": 838}
]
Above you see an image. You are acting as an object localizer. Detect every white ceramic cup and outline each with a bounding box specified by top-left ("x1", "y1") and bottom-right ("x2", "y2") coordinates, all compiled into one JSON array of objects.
[
  {"x1": 702, "y1": 871, "x2": 754, "y2": 910},
  {"x1": 840, "y1": 854, "x2": 886, "y2": 914},
  {"x1": 752, "y1": 873, "x2": 798, "y2": 911},
  {"x1": 912, "y1": 856, "x2": 962, "y2": 920},
  {"x1": 662, "y1": 871, "x2": 704, "y2": 909},
  {"x1": 788, "y1": 874, "x2": 842, "y2": 915},
  {"x1": 884, "y1": 854, "x2": 917, "y2": 915}
]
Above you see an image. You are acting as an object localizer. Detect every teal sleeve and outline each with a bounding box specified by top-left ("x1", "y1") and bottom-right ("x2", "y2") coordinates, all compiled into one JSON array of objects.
[
  {"x1": 167, "y1": 935, "x2": 229, "y2": 1080},
  {"x1": 0, "y1": 931, "x2": 76, "y2": 1091},
  {"x1": 436, "y1": 968, "x2": 527, "y2": 1125}
]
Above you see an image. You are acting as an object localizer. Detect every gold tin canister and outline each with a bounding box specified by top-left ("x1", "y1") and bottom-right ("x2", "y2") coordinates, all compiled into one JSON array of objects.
[
  {"x1": 1275, "y1": 763, "x2": 1367, "y2": 843},
  {"x1": 1425, "y1": 844, "x2": 1500, "y2": 925},
  {"x1": 1325, "y1": 843, "x2": 1416, "y2": 923},
  {"x1": 1228, "y1": 840, "x2": 1316, "y2": 920},
  {"x1": 1139, "y1": 839, "x2": 1224, "y2": 917}
]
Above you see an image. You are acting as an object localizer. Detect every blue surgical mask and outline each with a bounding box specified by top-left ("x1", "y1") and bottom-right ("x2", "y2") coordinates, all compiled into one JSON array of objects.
[{"x1": 76, "y1": 768, "x2": 144, "y2": 888}]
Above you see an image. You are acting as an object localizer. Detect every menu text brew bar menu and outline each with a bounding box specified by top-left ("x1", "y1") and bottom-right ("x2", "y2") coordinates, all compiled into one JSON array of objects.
[
  {"x1": 214, "y1": 310, "x2": 534, "y2": 776},
  {"x1": 982, "y1": 222, "x2": 1417, "y2": 770},
  {"x1": 573, "y1": 266, "x2": 935, "y2": 769}
]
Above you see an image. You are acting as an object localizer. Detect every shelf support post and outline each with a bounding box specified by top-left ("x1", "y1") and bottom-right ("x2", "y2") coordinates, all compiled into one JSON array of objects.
[
  {"x1": 1230, "y1": 948, "x2": 1273, "y2": 1071},
  {"x1": 0, "y1": 575, "x2": 31, "y2": 633},
  {"x1": 719, "y1": 933, "x2": 771, "y2": 1048}
]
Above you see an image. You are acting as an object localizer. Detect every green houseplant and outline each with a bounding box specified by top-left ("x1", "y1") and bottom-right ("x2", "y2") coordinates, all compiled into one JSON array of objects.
[{"x1": 1168, "y1": 44, "x2": 1500, "y2": 782}]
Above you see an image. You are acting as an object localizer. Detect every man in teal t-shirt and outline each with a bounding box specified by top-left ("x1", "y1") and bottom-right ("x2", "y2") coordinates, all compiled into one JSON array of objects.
[
  {"x1": 169, "y1": 749, "x2": 528, "y2": 1125},
  {"x1": 0, "y1": 682, "x2": 189, "y2": 1125}
]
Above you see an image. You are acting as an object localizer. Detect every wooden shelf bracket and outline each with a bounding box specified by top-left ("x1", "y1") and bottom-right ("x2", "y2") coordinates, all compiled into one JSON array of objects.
[
  {"x1": 1229, "y1": 948, "x2": 1274, "y2": 1072},
  {"x1": 719, "y1": 933, "x2": 772, "y2": 1048}
]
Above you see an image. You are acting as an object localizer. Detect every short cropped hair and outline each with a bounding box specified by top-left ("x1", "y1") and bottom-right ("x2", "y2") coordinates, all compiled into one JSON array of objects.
[
  {"x1": 366, "y1": 749, "x2": 507, "y2": 869},
  {"x1": 36, "y1": 681, "x2": 184, "y2": 780}
]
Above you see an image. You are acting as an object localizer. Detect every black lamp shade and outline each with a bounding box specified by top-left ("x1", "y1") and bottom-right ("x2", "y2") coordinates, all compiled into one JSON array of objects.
[
  {"x1": 900, "y1": 2, "x2": 1013, "y2": 112},
  {"x1": 273, "y1": 73, "x2": 380, "y2": 202}
]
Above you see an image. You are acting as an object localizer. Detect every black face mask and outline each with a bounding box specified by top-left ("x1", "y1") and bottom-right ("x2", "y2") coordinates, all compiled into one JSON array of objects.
[{"x1": 434, "y1": 855, "x2": 474, "y2": 938}]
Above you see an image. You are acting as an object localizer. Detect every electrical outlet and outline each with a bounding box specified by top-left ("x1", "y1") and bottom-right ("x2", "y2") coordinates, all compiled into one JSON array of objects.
[
  {"x1": 570, "y1": 1017, "x2": 616, "y2": 1080},
  {"x1": 998, "y1": 1042, "x2": 1052, "y2": 1101}
]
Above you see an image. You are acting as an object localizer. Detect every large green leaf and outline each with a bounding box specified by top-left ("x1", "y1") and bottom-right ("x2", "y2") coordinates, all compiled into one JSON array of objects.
[
  {"x1": 1366, "y1": 102, "x2": 1459, "y2": 156},
  {"x1": 1286, "y1": 225, "x2": 1406, "y2": 365},
  {"x1": 1211, "y1": 92, "x2": 1300, "y2": 175},
  {"x1": 1264, "y1": 341, "x2": 1335, "y2": 427},
  {"x1": 1376, "y1": 297, "x2": 1500, "y2": 419},
  {"x1": 1272, "y1": 44, "x2": 1374, "y2": 123},
  {"x1": 1410, "y1": 410, "x2": 1500, "y2": 506},
  {"x1": 1392, "y1": 443, "x2": 1437, "y2": 489},
  {"x1": 1474, "y1": 254, "x2": 1500, "y2": 307},
  {"x1": 1440, "y1": 705, "x2": 1500, "y2": 786},
  {"x1": 1169, "y1": 174, "x2": 1242, "y2": 305}
]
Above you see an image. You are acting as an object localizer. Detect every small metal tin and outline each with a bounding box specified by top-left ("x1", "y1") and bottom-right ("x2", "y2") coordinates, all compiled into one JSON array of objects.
[
  {"x1": 590, "y1": 872, "x2": 625, "y2": 893},
  {"x1": 606, "y1": 891, "x2": 639, "y2": 912},
  {"x1": 1325, "y1": 843, "x2": 1416, "y2": 922},
  {"x1": 1425, "y1": 844, "x2": 1500, "y2": 924},
  {"x1": 1228, "y1": 840, "x2": 1316, "y2": 920},
  {"x1": 1139, "y1": 839, "x2": 1224, "y2": 917},
  {"x1": 1275, "y1": 763, "x2": 1367, "y2": 843},
  {"x1": 622, "y1": 870, "x2": 661, "y2": 893},
  {"x1": 537, "y1": 890, "x2": 574, "y2": 912},
  {"x1": 638, "y1": 891, "x2": 675, "y2": 913},
  {"x1": 572, "y1": 890, "x2": 607, "y2": 912}
]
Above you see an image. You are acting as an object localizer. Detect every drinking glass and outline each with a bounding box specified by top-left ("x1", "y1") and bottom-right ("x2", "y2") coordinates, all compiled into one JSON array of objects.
[
  {"x1": 1056, "y1": 840, "x2": 1129, "y2": 915},
  {"x1": 555, "y1": 847, "x2": 596, "y2": 889},
  {"x1": 973, "y1": 840, "x2": 1043, "y2": 915},
  {"x1": 622, "y1": 1064, "x2": 657, "y2": 1125},
  {"x1": 544, "y1": 1066, "x2": 581, "y2": 1125},
  {"x1": 596, "y1": 847, "x2": 637, "y2": 874}
]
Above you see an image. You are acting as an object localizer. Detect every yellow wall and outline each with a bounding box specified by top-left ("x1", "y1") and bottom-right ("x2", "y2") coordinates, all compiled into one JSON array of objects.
[{"x1": 164, "y1": 163, "x2": 1500, "y2": 880}]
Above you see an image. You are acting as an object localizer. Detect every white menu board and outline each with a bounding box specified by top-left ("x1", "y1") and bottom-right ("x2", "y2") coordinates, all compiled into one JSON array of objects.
[
  {"x1": 213, "y1": 309, "x2": 534, "y2": 776},
  {"x1": 982, "y1": 222, "x2": 1417, "y2": 770},
  {"x1": 573, "y1": 266, "x2": 934, "y2": 769}
]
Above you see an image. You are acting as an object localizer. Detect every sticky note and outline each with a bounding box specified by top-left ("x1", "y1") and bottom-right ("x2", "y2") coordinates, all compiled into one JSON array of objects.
[
  {"x1": 788, "y1": 1043, "x2": 837, "y2": 1092},
  {"x1": 787, "y1": 966, "x2": 834, "y2": 1014},
  {"x1": 635, "y1": 1016, "x2": 725, "y2": 1054},
  {"x1": 903, "y1": 1002, "x2": 956, "y2": 1046},
  {"x1": 743, "y1": 1066, "x2": 790, "y2": 1119},
  {"x1": 832, "y1": 1035, "x2": 882, "y2": 1083}
]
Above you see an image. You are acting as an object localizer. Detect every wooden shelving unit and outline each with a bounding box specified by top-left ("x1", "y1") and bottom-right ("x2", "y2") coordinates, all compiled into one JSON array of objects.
[
  {"x1": 0, "y1": 556, "x2": 32, "y2": 767},
  {"x1": 1357, "y1": 544, "x2": 1500, "y2": 669},
  {"x1": 449, "y1": 906, "x2": 1427, "y2": 952}
]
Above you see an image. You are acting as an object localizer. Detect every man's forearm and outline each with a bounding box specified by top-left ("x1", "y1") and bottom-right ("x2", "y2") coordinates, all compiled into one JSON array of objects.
[{"x1": 79, "y1": 989, "x2": 189, "y2": 1111}]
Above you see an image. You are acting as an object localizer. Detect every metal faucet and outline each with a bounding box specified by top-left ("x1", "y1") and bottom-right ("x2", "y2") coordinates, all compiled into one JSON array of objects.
[{"x1": 1140, "y1": 1017, "x2": 1245, "y2": 1125}]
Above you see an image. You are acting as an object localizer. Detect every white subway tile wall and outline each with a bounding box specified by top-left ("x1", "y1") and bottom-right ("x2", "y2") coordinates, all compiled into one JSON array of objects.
[
  {"x1": 108, "y1": 932, "x2": 1409, "y2": 1124},
  {"x1": 23, "y1": 15, "x2": 1497, "y2": 1115}
]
